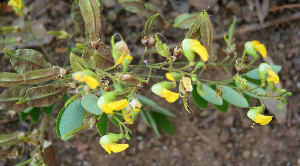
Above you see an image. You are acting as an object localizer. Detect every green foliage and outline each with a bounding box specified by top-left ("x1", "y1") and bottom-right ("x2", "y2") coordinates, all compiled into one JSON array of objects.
[
  {"x1": 96, "y1": 113, "x2": 108, "y2": 136},
  {"x1": 59, "y1": 100, "x2": 84, "y2": 140},
  {"x1": 152, "y1": 112, "x2": 176, "y2": 134},
  {"x1": 201, "y1": 84, "x2": 223, "y2": 105},
  {"x1": 81, "y1": 94, "x2": 102, "y2": 115},
  {"x1": 173, "y1": 12, "x2": 201, "y2": 29},
  {"x1": 246, "y1": 65, "x2": 282, "y2": 80},
  {"x1": 191, "y1": 85, "x2": 208, "y2": 109},
  {"x1": 214, "y1": 100, "x2": 228, "y2": 113},
  {"x1": 219, "y1": 85, "x2": 249, "y2": 108}
]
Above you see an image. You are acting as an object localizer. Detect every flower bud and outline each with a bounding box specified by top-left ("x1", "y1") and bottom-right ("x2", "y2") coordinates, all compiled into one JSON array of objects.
[
  {"x1": 155, "y1": 35, "x2": 171, "y2": 58},
  {"x1": 166, "y1": 72, "x2": 182, "y2": 81},
  {"x1": 247, "y1": 105, "x2": 265, "y2": 121},
  {"x1": 197, "y1": 81, "x2": 204, "y2": 96},
  {"x1": 233, "y1": 75, "x2": 250, "y2": 90}
]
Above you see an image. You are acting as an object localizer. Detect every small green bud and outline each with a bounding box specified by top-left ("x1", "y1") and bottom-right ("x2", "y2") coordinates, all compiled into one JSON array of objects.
[
  {"x1": 125, "y1": 132, "x2": 130, "y2": 140},
  {"x1": 278, "y1": 102, "x2": 283, "y2": 110},
  {"x1": 247, "y1": 105, "x2": 265, "y2": 120},
  {"x1": 233, "y1": 75, "x2": 250, "y2": 90},
  {"x1": 278, "y1": 89, "x2": 287, "y2": 96},
  {"x1": 161, "y1": 81, "x2": 176, "y2": 89},
  {"x1": 281, "y1": 99, "x2": 288, "y2": 105},
  {"x1": 107, "y1": 133, "x2": 123, "y2": 142},
  {"x1": 245, "y1": 41, "x2": 259, "y2": 59},
  {"x1": 195, "y1": 62, "x2": 205, "y2": 69},
  {"x1": 155, "y1": 34, "x2": 171, "y2": 58},
  {"x1": 283, "y1": 92, "x2": 292, "y2": 97}
]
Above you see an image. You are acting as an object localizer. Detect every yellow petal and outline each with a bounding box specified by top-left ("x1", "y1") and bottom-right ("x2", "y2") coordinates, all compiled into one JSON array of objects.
[
  {"x1": 160, "y1": 88, "x2": 179, "y2": 103},
  {"x1": 116, "y1": 53, "x2": 124, "y2": 65},
  {"x1": 254, "y1": 113, "x2": 273, "y2": 125},
  {"x1": 8, "y1": 0, "x2": 22, "y2": 10},
  {"x1": 106, "y1": 99, "x2": 128, "y2": 112},
  {"x1": 166, "y1": 73, "x2": 174, "y2": 81},
  {"x1": 125, "y1": 54, "x2": 133, "y2": 61},
  {"x1": 82, "y1": 75, "x2": 100, "y2": 89},
  {"x1": 251, "y1": 40, "x2": 267, "y2": 58},
  {"x1": 190, "y1": 40, "x2": 208, "y2": 62},
  {"x1": 104, "y1": 144, "x2": 112, "y2": 154},
  {"x1": 102, "y1": 104, "x2": 114, "y2": 114},
  {"x1": 109, "y1": 143, "x2": 129, "y2": 153},
  {"x1": 267, "y1": 70, "x2": 279, "y2": 84},
  {"x1": 181, "y1": 77, "x2": 193, "y2": 92}
]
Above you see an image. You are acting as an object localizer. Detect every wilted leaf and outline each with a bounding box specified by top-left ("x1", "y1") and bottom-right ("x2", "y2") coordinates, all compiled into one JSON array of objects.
[
  {"x1": 143, "y1": 13, "x2": 159, "y2": 37},
  {"x1": 219, "y1": 85, "x2": 249, "y2": 108},
  {"x1": 59, "y1": 100, "x2": 84, "y2": 140},
  {"x1": 173, "y1": 12, "x2": 200, "y2": 29},
  {"x1": 4, "y1": 49, "x2": 51, "y2": 74},
  {"x1": 96, "y1": 113, "x2": 107, "y2": 136},
  {"x1": 0, "y1": 68, "x2": 58, "y2": 87},
  {"x1": 71, "y1": 0, "x2": 85, "y2": 31},
  {"x1": 81, "y1": 94, "x2": 102, "y2": 115},
  {"x1": 79, "y1": 0, "x2": 102, "y2": 37},
  {"x1": 200, "y1": 11, "x2": 213, "y2": 52},
  {"x1": 185, "y1": 12, "x2": 203, "y2": 40},
  {"x1": 17, "y1": 84, "x2": 68, "y2": 107},
  {"x1": 118, "y1": 0, "x2": 169, "y2": 28},
  {"x1": 0, "y1": 86, "x2": 29, "y2": 111},
  {"x1": 70, "y1": 52, "x2": 90, "y2": 72}
]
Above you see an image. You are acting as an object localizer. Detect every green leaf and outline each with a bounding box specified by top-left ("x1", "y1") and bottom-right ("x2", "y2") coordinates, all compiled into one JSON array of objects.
[
  {"x1": 173, "y1": 12, "x2": 201, "y2": 29},
  {"x1": 59, "y1": 100, "x2": 84, "y2": 140},
  {"x1": 81, "y1": 94, "x2": 102, "y2": 115},
  {"x1": 42, "y1": 105, "x2": 54, "y2": 115},
  {"x1": 0, "y1": 26, "x2": 20, "y2": 35},
  {"x1": 246, "y1": 65, "x2": 282, "y2": 80},
  {"x1": 70, "y1": 52, "x2": 90, "y2": 72},
  {"x1": 56, "y1": 106, "x2": 66, "y2": 137},
  {"x1": 201, "y1": 84, "x2": 223, "y2": 105},
  {"x1": 79, "y1": 0, "x2": 102, "y2": 36},
  {"x1": 4, "y1": 49, "x2": 51, "y2": 74},
  {"x1": 96, "y1": 113, "x2": 107, "y2": 136},
  {"x1": 185, "y1": 12, "x2": 203, "y2": 40},
  {"x1": 241, "y1": 81, "x2": 267, "y2": 99},
  {"x1": 28, "y1": 107, "x2": 40, "y2": 123},
  {"x1": 0, "y1": 86, "x2": 29, "y2": 111},
  {"x1": 219, "y1": 85, "x2": 249, "y2": 108},
  {"x1": 200, "y1": 11, "x2": 213, "y2": 51},
  {"x1": 71, "y1": 0, "x2": 85, "y2": 31},
  {"x1": 47, "y1": 30, "x2": 69, "y2": 39},
  {"x1": 17, "y1": 84, "x2": 68, "y2": 107},
  {"x1": 145, "y1": 110, "x2": 161, "y2": 138},
  {"x1": 137, "y1": 95, "x2": 176, "y2": 118},
  {"x1": 20, "y1": 111, "x2": 28, "y2": 122},
  {"x1": 151, "y1": 112, "x2": 176, "y2": 134},
  {"x1": 139, "y1": 108, "x2": 151, "y2": 127},
  {"x1": 214, "y1": 100, "x2": 228, "y2": 113},
  {"x1": 110, "y1": 110, "x2": 122, "y2": 127},
  {"x1": 62, "y1": 123, "x2": 90, "y2": 138},
  {"x1": 227, "y1": 18, "x2": 236, "y2": 44},
  {"x1": 191, "y1": 85, "x2": 208, "y2": 109}
]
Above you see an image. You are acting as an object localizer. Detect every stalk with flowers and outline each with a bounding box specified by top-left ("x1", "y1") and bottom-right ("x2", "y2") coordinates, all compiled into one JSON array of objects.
[{"x1": 0, "y1": 0, "x2": 292, "y2": 161}]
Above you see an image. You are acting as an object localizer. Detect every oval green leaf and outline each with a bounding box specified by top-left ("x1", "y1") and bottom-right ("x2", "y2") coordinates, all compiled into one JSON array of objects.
[
  {"x1": 214, "y1": 100, "x2": 228, "y2": 113},
  {"x1": 219, "y1": 85, "x2": 249, "y2": 108},
  {"x1": 81, "y1": 94, "x2": 102, "y2": 115},
  {"x1": 59, "y1": 100, "x2": 84, "y2": 140},
  {"x1": 152, "y1": 112, "x2": 176, "y2": 134},
  {"x1": 246, "y1": 65, "x2": 282, "y2": 80},
  {"x1": 201, "y1": 84, "x2": 223, "y2": 105},
  {"x1": 191, "y1": 85, "x2": 208, "y2": 109},
  {"x1": 96, "y1": 113, "x2": 107, "y2": 136},
  {"x1": 28, "y1": 107, "x2": 40, "y2": 123}
]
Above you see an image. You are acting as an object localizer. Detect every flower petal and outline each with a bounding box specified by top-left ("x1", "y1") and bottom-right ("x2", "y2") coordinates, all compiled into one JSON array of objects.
[
  {"x1": 267, "y1": 70, "x2": 279, "y2": 84},
  {"x1": 104, "y1": 144, "x2": 112, "y2": 154},
  {"x1": 106, "y1": 99, "x2": 128, "y2": 112},
  {"x1": 254, "y1": 113, "x2": 273, "y2": 125},
  {"x1": 160, "y1": 88, "x2": 179, "y2": 103},
  {"x1": 190, "y1": 40, "x2": 208, "y2": 62},
  {"x1": 166, "y1": 73, "x2": 174, "y2": 81},
  {"x1": 251, "y1": 40, "x2": 267, "y2": 58},
  {"x1": 82, "y1": 75, "x2": 100, "y2": 89},
  {"x1": 109, "y1": 143, "x2": 129, "y2": 153}
]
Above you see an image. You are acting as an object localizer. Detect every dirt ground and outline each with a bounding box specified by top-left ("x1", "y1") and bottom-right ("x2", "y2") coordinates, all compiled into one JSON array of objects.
[{"x1": 1, "y1": 0, "x2": 300, "y2": 165}]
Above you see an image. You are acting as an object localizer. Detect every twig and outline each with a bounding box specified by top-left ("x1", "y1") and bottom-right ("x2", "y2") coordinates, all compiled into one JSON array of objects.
[
  {"x1": 214, "y1": 12, "x2": 300, "y2": 40},
  {"x1": 269, "y1": 4, "x2": 300, "y2": 12}
]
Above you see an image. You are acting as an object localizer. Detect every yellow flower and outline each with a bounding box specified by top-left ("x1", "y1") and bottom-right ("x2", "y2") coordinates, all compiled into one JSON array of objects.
[
  {"x1": 97, "y1": 96, "x2": 128, "y2": 114},
  {"x1": 181, "y1": 77, "x2": 193, "y2": 92},
  {"x1": 151, "y1": 83, "x2": 179, "y2": 103},
  {"x1": 166, "y1": 73, "x2": 174, "y2": 81},
  {"x1": 247, "y1": 106, "x2": 273, "y2": 125},
  {"x1": 122, "y1": 108, "x2": 140, "y2": 124},
  {"x1": 245, "y1": 40, "x2": 267, "y2": 58},
  {"x1": 116, "y1": 52, "x2": 133, "y2": 65},
  {"x1": 99, "y1": 134, "x2": 129, "y2": 154},
  {"x1": 182, "y1": 39, "x2": 208, "y2": 63},
  {"x1": 8, "y1": 0, "x2": 22, "y2": 10},
  {"x1": 254, "y1": 113, "x2": 273, "y2": 125},
  {"x1": 267, "y1": 69, "x2": 279, "y2": 84},
  {"x1": 129, "y1": 99, "x2": 142, "y2": 109},
  {"x1": 72, "y1": 72, "x2": 100, "y2": 89}
]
